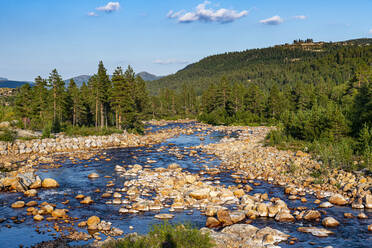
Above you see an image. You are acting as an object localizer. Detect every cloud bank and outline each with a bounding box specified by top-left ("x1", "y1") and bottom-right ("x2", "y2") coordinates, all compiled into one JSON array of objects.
[
  {"x1": 96, "y1": 2, "x2": 120, "y2": 13},
  {"x1": 168, "y1": 1, "x2": 249, "y2": 24},
  {"x1": 259, "y1": 15, "x2": 283, "y2": 25},
  {"x1": 154, "y1": 59, "x2": 189, "y2": 65}
]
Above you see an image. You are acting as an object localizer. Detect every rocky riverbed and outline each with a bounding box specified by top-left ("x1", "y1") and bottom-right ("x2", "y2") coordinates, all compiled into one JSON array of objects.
[{"x1": 0, "y1": 122, "x2": 371, "y2": 247}]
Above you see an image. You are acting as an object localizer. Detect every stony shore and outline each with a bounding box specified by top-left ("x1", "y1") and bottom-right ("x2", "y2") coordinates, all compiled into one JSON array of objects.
[{"x1": 200, "y1": 125, "x2": 372, "y2": 209}]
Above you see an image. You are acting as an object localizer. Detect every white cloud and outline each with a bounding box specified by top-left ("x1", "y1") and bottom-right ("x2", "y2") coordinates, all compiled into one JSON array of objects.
[
  {"x1": 259, "y1": 15, "x2": 283, "y2": 25},
  {"x1": 168, "y1": 1, "x2": 249, "y2": 24},
  {"x1": 88, "y1": 12, "x2": 98, "y2": 17},
  {"x1": 293, "y1": 15, "x2": 307, "y2": 20},
  {"x1": 369, "y1": 28, "x2": 372, "y2": 34},
  {"x1": 154, "y1": 59, "x2": 189, "y2": 65},
  {"x1": 96, "y1": 2, "x2": 120, "y2": 13},
  {"x1": 167, "y1": 10, "x2": 184, "y2": 19}
]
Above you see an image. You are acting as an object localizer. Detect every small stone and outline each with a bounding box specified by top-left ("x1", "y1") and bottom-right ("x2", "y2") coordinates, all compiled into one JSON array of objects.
[
  {"x1": 33, "y1": 215, "x2": 44, "y2": 221},
  {"x1": 344, "y1": 213, "x2": 354, "y2": 218},
  {"x1": 52, "y1": 209, "x2": 67, "y2": 218},
  {"x1": 24, "y1": 189, "x2": 37, "y2": 197},
  {"x1": 80, "y1": 196, "x2": 93, "y2": 204},
  {"x1": 319, "y1": 202, "x2": 333, "y2": 208},
  {"x1": 154, "y1": 214, "x2": 174, "y2": 219},
  {"x1": 26, "y1": 201, "x2": 38, "y2": 207},
  {"x1": 11, "y1": 201, "x2": 25, "y2": 208},
  {"x1": 75, "y1": 194, "x2": 85, "y2": 199},
  {"x1": 88, "y1": 173, "x2": 99, "y2": 179},
  {"x1": 358, "y1": 213, "x2": 368, "y2": 219}
]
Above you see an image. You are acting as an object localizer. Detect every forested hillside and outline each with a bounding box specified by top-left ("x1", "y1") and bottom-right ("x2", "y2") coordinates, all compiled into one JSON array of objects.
[
  {"x1": 148, "y1": 39, "x2": 371, "y2": 170},
  {"x1": 149, "y1": 39, "x2": 372, "y2": 95}
]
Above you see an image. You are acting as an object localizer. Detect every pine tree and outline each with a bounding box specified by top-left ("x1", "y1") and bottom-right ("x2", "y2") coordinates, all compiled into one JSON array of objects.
[
  {"x1": 67, "y1": 79, "x2": 81, "y2": 126},
  {"x1": 48, "y1": 69, "x2": 65, "y2": 123},
  {"x1": 33, "y1": 76, "x2": 49, "y2": 126},
  {"x1": 96, "y1": 61, "x2": 111, "y2": 128},
  {"x1": 14, "y1": 84, "x2": 33, "y2": 128}
]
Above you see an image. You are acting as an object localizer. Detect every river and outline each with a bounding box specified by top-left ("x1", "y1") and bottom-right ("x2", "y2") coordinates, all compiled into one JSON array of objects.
[{"x1": 0, "y1": 123, "x2": 371, "y2": 247}]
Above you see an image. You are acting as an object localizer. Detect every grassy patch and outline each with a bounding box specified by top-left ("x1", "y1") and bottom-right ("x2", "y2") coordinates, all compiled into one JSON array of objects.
[
  {"x1": 0, "y1": 129, "x2": 17, "y2": 142},
  {"x1": 265, "y1": 129, "x2": 368, "y2": 172},
  {"x1": 103, "y1": 222, "x2": 214, "y2": 248},
  {"x1": 63, "y1": 126, "x2": 123, "y2": 137}
]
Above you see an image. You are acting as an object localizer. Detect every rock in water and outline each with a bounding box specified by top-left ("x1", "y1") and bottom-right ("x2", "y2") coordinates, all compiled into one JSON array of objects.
[
  {"x1": 11, "y1": 201, "x2": 25, "y2": 208},
  {"x1": 87, "y1": 216, "x2": 100, "y2": 230},
  {"x1": 322, "y1": 217, "x2": 340, "y2": 227},
  {"x1": 88, "y1": 173, "x2": 99, "y2": 179},
  {"x1": 206, "y1": 217, "x2": 220, "y2": 228},
  {"x1": 217, "y1": 209, "x2": 233, "y2": 226},
  {"x1": 297, "y1": 227, "x2": 334, "y2": 237},
  {"x1": 41, "y1": 178, "x2": 59, "y2": 188},
  {"x1": 154, "y1": 214, "x2": 174, "y2": 219},
  {"x1": 329, "y1": 194, "x2": 347, "y2": 206}
]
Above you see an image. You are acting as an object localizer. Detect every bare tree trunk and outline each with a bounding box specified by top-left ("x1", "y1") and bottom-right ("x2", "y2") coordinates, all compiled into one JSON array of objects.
[
  {"x1": 100, "y1": 103, "x2": 104, "y2": 129},
  {"x1": 53, "y1": 87, "x2": 56, "y2": 122},
  {"x1": 95, "y1": 94, "x2": 98, "y2": 128}
]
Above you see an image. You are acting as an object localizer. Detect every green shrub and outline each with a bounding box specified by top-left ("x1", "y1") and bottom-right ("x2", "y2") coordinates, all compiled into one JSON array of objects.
[
  {"x1": 309, "y1": 138, "x2": 356, "y2": 171},
  {"x1": 63, "y1": 125, "x2": 123, "y2": 137},
  {"x1": 0, "y1": 129, "x2": 17, "y2": 142},
  {"x1": 51, "y1": 119, "x2": 61, "y2": 133},
  {"x1": 104, "y1": 222, "x2": 214, "y2": 248},
  {"x1": 42, "y1": 124, "x2": 52, "y2": 139}
]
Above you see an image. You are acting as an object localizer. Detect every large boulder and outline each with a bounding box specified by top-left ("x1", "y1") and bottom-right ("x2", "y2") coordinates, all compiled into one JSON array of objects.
[
  {"x1": 87, "y1": 216, "x2": 100, "y2": 230},
  {"x1": 365, "y1": 194, "x2": 372, "y2": 209},
  {"x1": 303, "y1": 210, "x2": 321, "y2": 221},
  {"x1": 275, "y1": 210, "x2": 295, "y2": 222},
  {"x1": 322, "y1": 217, "x2": 340, "y2": 227},
  {"x1": 329, "y1": 194, "x2": 348, "y2": 206},
  {"x1": 217, "y1": 209, "x2": 233, "y2": 226},
  {"x1": 189, "y1": 188, "x2": 210, "y2": 200},
  {"x1": 206, "y1": 217, "x2": 220, "y2": 228}
]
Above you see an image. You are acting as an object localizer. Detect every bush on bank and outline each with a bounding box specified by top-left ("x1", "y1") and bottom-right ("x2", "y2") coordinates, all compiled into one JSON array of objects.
[{"x1": 103, "y1": 222, "x2": 214, "y2": 248}]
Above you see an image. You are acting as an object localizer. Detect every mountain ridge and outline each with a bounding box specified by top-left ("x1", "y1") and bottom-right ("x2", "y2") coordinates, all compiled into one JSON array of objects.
[{"x1": 148, "y1": 38, "x2": 372, "y2": 95}]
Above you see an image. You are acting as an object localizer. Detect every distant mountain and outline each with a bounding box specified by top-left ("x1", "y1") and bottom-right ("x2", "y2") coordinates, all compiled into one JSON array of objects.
[
  {"x1": 64, "y1": 75, "x2": 91, "y2": 88},
  {"x1": 0, "y1": 80, "x2": 34, "y2": 88},
  {"x1": 64, "y1": 72, "x2": 162, "y2": 88},
  {"x1": 137, "y1": 72, "x2": 163, "y2": 81},
  {"x1": 0, "y1": 77, "x2": 8, "y2": 81}
]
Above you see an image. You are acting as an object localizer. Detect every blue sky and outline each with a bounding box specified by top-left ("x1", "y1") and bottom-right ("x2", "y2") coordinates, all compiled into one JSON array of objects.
[{"x1": 1, "y1": 0, "x2": 371, "y2": 81}]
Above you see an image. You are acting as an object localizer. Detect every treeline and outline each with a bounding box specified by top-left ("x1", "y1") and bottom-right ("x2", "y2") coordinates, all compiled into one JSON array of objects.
[{"x1": 14, "y1": 62, "x2": 149, "y2": 134}]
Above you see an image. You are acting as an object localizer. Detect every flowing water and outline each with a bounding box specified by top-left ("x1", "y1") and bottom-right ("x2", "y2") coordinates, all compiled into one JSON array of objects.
[{"x1": 0, "y1": 123, "x2": 371, "y2": 247}]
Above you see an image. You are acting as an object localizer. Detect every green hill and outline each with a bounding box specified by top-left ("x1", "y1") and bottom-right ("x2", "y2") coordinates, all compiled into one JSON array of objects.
[{"x1": 148, "y1": 38, "x2": 372, "y2": 95}]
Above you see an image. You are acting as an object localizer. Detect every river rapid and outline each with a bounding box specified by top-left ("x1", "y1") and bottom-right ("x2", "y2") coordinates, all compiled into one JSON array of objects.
[{"x1": 0, "y1": 122, "x2": 371, "y2": 247}]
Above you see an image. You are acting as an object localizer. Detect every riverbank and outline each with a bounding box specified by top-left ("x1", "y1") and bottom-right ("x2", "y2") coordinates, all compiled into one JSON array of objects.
[
  {"x1": 0, "y1": 120, "x2": 197, "y2": 171},
  {"x1": 200, "y1": 125, "x2": 372, "y2": 211}
]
